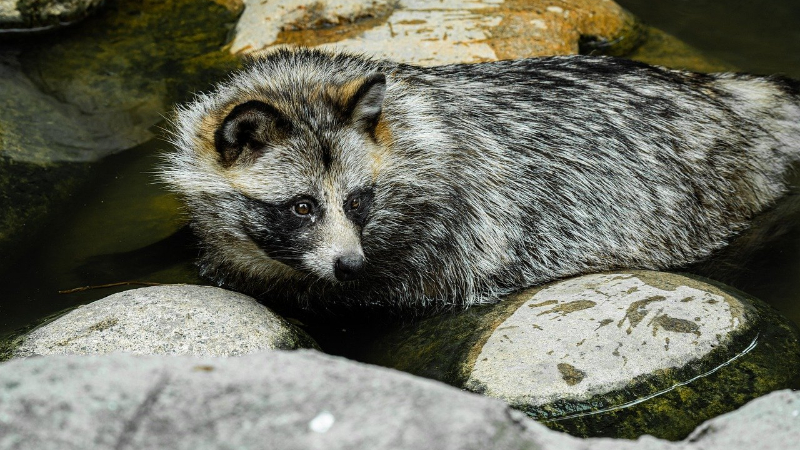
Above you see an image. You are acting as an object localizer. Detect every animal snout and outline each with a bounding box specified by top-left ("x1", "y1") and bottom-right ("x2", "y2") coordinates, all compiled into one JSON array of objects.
[{"x1": 334, "y1": 253, "x2": 365, "y2": 281}]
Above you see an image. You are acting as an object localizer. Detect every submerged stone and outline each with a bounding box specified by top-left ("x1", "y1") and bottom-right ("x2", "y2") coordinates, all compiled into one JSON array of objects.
[
  {"x1": 361, "y1": 271, "x2": 800, "y2": 440},
  {"x1": 11, "y1": 285, "x2": 319, "y2": 358}
]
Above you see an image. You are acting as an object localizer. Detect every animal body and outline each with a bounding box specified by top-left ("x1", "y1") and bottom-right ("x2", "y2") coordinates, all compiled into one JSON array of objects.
[{"x1": 162, "y1": 48, "x2": 800, "y2": 311}]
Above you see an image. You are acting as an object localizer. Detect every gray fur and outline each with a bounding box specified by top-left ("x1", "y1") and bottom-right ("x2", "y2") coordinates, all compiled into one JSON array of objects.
[{"x1": 161, "y1": 48, "x2": 800, "y2": 311}]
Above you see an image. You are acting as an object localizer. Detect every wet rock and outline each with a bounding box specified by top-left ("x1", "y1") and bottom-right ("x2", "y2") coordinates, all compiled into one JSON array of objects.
[
  {"x1": 13, "y1": 0, "x2": 242, "y2": 164},
  {"x1": 0, "y1": 0, "x2": 241, "y2": 264},
  {"x1": 361, "y1": 271, "x2": 800, "y2": 439},
  {"x1": 0, "y1": 0, "x2": 104, "y2": 31},
  {"x1": 11, "y1": 285, "x2": 318, "y2": 358},
  {"x1": 234, "y1": 0, "x2": 643, "y2": 64}
]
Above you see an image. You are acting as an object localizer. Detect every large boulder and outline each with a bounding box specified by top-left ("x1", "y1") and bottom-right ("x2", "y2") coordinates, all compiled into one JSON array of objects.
[
  {"x1": 0, "y1": 350, "x2": 562, "y2": 450},
  {"x1": 358, "y1": 271, "x2": 800, "y2": 439},
  {"x1": 10, "y1": 285, "x2": 318, "y2": 358},
  {"x1": 0, "y1": 349, "x2": 798, "y2": 450}
]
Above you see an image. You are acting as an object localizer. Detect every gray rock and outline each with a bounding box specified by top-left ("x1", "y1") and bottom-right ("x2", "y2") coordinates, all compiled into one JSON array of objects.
[
  {"x1": 467, "y1": 273, "x2": 746, "y2": 403},
  {"x1": 361, "y1": 271, "x2": 800, "y2": 439},
  {"x1": 0, "y1": 350, "x2": 797, "y2": 450},
  {"x1": 0, "y1": 0, "x2": 104, "y2": 31},
  {"x1": 12, "y1": 285, "x2": 318, "y2": 358},
  {"x1": 681, "y1": 389, "x2": 800, "y2": 449},
  {"x1": 0, "y1": 350, "x2": 561, "y2": 450}
]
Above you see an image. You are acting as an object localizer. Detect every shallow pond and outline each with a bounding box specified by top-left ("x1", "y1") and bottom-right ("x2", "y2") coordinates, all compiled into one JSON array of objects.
[{"x1": 1, "y1": 0, "x2": 799, "y2": 382}]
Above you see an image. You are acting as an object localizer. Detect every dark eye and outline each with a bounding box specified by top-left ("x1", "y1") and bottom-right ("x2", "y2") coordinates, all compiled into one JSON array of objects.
[
  {"x1": 349, "y1": 197, "x2": 360, "y2": 210},
  {"x1": 293, "y1": 202, "x2": 312, "y2": 216}
]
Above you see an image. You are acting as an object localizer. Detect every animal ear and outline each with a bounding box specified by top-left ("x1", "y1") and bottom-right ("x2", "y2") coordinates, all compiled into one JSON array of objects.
[
  {"x1": 214, "y1": 100, "x2": 289, "y2": 167},
  {"x1": 346, "y1": 73, "x2": 386, "y2": 130}
]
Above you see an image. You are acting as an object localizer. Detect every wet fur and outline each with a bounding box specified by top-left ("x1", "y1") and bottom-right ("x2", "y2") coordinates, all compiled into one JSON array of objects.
[{"x1": 161, "y1": 48, "x2": 800, "y2": 312}]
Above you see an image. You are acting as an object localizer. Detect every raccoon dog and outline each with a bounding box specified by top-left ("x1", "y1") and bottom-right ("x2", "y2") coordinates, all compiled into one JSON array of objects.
[{"x1": 162, "y1": 48, "x2": 800, "y2": 311}]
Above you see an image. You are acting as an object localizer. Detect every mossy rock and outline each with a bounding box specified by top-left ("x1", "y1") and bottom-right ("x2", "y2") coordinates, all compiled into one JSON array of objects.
[{"x1": 0, "y1": 0, "x2": 243, "y2": 263}]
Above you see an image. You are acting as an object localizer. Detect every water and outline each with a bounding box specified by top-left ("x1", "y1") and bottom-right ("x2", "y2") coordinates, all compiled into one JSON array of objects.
[
  {"x1": 616, "y1": 0, "x2": 800, "y2": 79},
  {"x1": 1, "y1": 0, "x2": 800, "y2": 347}
]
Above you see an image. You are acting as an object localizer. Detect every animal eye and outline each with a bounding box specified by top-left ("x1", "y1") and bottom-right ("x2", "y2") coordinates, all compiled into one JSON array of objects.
[
  {"x1": 293, "y1": 202, "x2": 312, "y2": 216},
  {"x1": 350, "y1": 198, "x2": 360, "y2": 210}
]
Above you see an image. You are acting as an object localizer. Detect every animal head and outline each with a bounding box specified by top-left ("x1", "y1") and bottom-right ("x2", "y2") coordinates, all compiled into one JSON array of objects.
[{"x1": 163, "y1": 49, "x2": 391, "y2": 285}]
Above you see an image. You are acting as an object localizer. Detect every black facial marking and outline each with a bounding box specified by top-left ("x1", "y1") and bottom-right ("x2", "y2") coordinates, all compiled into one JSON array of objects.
[
  {"x1": 345, "y1": 73, "x2": 386, "y2": 132},
  {"x1": 239, "y1": 194, "x2": 319, "y2": 269},
  {"x1": 344, "y1": 187, "x2": 375, "y2": 228},
  {"x1": 214, "y1": 100, "x2": 292, "y2": 167},
  {"x1": 320, "y1": 143, "x2": 332, "y2": 170}
]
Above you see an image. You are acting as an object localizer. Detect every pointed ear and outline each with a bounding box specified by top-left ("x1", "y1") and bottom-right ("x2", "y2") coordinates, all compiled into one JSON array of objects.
[
  {"x1": 214, "y1": 100, "x2": 290, "y2": 167},
  {"x1": 346, "y1": 73, "x2": 386, "y2": 130}
]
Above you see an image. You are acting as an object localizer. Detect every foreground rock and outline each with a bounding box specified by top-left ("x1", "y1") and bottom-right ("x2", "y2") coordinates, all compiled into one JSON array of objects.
[
  {"x1": 233, "y1": 0, "x2": 643, "y2": 64},
  {"x1": 0, "y1": 0, "x2": 104, "y2": 31},
  {"x1": 0, "y1": 350, "x2": 798, "y2": 450},
  {"x1": 11, "y1": 285, "x2": 318, "y2": 358},
  {"x1": 0, "y1": 350, "x2": 552, "y2": 450},
  {"x1": 360, "y1": 271, "x2": 800, "y2": 439}
]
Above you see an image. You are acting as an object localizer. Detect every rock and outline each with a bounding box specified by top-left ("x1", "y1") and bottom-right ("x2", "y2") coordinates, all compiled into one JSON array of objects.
[
  {"x1": 681, "y1": 389, "x2": 800, "y2": 449},
  {"x1": 10, "y1": 285, "x2": 319, "y2": 358},
  {"x1": 0, "y1": 350, "x2": 568, "y2": 450},
  {"x1": 0, "y1": 0, "x2": 104, "y2": 31},
  {"x1": 233, "y1": 0, "x2": 643, "y2": 64},
  {"x1": 359, "y1": 271, "x2": 800, "y2": 439},
  {"x1": 0, "y1": 349, "x2": 798, "y2": 450}
]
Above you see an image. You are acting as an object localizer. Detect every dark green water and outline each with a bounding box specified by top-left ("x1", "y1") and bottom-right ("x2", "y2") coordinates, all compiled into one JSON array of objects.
[
  {"x1": 1, "y1": 0, "x2": 800, "y2": 346},
  {"x1": 616, "y1": 0, "x2": 800, "y2": 79}
]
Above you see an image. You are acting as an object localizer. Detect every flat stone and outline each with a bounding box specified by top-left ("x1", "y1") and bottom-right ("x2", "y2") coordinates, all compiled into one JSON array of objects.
[
  {"x1": 467, "y1": 273, "x2": 744, "y2": 405},
  {"x1": 233, "y1": 0, "x2": 642, "y2": 64},
  {"x1": 0, "y1": 0, "x2": 104, "y2": 31},
  {"x1": 360, "y1": 271, "x2": 800, "y2": 439},
  {"x1": 11, "y1": 285, "x2": 318, "y2": 358}
]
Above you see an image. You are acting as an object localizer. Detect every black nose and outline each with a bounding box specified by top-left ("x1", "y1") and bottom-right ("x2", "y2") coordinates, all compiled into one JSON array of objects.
[{"x1": 334, "y1": 254, "x2": 365, "y2": 281}]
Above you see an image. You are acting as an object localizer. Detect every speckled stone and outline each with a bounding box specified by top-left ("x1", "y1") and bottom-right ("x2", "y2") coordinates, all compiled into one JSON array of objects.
[
  {"x1": 466, "y1": 273, "x2": 746, "y2": 405},
  {"x1": 361, "y1": 271, "x2": 800, "y2": 439},
  {"x1": 233, "y1": 0, "x2": 642, "y2": 64},
  {"x1": 11, "y1": 285, "x2": 318, "y2": 358}
]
